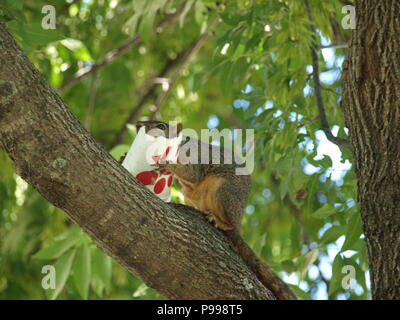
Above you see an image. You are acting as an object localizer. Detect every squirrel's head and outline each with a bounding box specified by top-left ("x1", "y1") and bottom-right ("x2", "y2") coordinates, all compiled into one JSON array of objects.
[{"x1": 136, "y1": 120, "x2": 183, "y2": 138}]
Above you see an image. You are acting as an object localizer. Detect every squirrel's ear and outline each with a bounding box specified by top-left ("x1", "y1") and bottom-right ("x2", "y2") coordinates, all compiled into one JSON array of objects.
[
  {"x1": 136, "y1": 121, "x2": 145, "y2": 133},
  {"x1": 177, "y1": 123, "x2": 183, "y2": 134}
]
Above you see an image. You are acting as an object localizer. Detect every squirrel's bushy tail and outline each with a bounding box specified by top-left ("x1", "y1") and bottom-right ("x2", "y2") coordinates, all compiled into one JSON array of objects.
[{"x1": 224, "y1": 230, "x2": 297, "y2": 300}]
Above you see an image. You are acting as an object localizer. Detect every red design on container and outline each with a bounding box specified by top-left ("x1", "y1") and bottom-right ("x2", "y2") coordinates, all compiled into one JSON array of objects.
[
  {"x1": 163, "y1": 146, "x2": 172, "y2": 158},
  {"x1": 167, "y1": 176, "x2": 173, "y2": 187},
  {"x1": 136, "y1": 171, "x2": 158, "y2": 186},
  {"x1": 154, "y1": 178, "x2": 166, "y2": 194},
  {"x1": 152, "y1": 155, "x2": 161, "y2": 163},
  {"x1": 152, "y1": 146, "x2": 173, "y2": 165}
]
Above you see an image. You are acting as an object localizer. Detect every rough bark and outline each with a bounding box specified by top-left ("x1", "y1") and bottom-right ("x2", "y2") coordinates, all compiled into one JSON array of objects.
[
  {"x1": 0, "y1": 24, "x2": 276, "y2": 300},
  {"x1": 342, "y1": 0, "x2": 400, "y2": 299}
]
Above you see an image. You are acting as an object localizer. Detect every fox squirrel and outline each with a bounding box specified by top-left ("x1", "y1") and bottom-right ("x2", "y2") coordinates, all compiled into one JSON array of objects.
[{"x1": 122, "y1": 120, "x2": 297, "y2": 300}]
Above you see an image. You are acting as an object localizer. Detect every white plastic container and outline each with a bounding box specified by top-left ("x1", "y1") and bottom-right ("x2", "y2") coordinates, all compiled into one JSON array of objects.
[{"x1": 122, "y1": 126, "x2": 182, "y2": 202}]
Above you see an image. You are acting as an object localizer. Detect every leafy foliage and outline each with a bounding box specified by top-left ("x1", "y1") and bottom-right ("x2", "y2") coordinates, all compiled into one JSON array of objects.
[{"x1": 0, "y1": 0, "x2": 366, "y2": 300}]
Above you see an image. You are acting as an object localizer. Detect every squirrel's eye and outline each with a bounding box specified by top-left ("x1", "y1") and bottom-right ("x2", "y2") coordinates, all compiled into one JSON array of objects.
[{"x1": 156, "y1": 123, "x2": 167, "y2": 130}]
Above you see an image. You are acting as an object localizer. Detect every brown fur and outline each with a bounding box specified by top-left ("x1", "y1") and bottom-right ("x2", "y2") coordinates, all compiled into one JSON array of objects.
[
  {"x1": 133, "y1": 120, "x2": 297, "y2": 300},
  {"x1": 176, "y1": 175, "x2": 233, "y2": 230}
]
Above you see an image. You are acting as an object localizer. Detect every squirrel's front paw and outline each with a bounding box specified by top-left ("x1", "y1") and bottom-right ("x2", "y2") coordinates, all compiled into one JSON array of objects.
[{"x1": 152, "y1": 161, "x2": 171, "y2": 173}]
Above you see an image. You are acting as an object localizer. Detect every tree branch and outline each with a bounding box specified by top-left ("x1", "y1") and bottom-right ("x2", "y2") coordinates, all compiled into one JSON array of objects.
[
  {"x1": 270, "y1": 174, "x2": 311, "y2": 245},
  {"x1": 84, "y1": 71, "x2": 98, "y2": 131},
  {"x1": 320, "y1": 43, "x2": 348, "y2": 49},
  {"x1": 109, "y1": 21, "x2": 218, "y2": 149},
  {"x1": 303, "y1": 0, "x2": 351, "y2": 150},
  {"x1": 108, "y1": 46, "x2": 191, "y2": 149},
  {"x1": 0, "y1": 24, "x2": 277, "y2": 300},
  {"x1": 150, "y1": 19, "x2": 220, "y2": 120},
  {"x1": 58, "y1": 8, "x2": 184, "y2": 92}
]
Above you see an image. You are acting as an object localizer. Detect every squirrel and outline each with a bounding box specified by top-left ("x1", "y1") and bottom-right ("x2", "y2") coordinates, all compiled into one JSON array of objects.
[{"x1": 122, "y1": 120, "x2": 297, "y2": 300}]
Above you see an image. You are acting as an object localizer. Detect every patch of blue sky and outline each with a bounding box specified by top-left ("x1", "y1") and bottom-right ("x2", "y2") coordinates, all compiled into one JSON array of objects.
[
  {"x1": 320, "y1": 69, "x2": 341, "y2": 85},
  {"x1": 318, "y1": 222, "x2": 334, "y2": 238},
  {"x1": 304, "y1": 83, "x2": 313, "y2": 97},
  {"x1": 262, "y1": 188, "x2": 272, "y2": 198},
  {"x1": 308, "y1": 265, "x2": 320, "y2": 280},
  {"x1": 254, "y1": 101, "x2": 274, "y2": 116},
  {"x1": 314, "y1": 129, "x2": 352, "y2": 183},
  {"x1": 245, "y1": 205, "x2": 255, "y2": 215},
  {"x1": 335, "y1": 56, "x2": 345, "y2": 69},
  {"x1": 365, "y1": 271, "x2": 371, "y2": 292},
  {"x1": 242, "y1": 84, "x2": 253, "y2": 94},
  {"x1": 255, "y1": 107, "x2": 264, "y2": 116},
  {"x1": 282, "y1": 272, "x2": 299, "y2": 286},
  {"x1": 317, "y1": 192, "x2": 328, "y2": 204},
  {"x1": 302, "y1": 157, "x2": 320, "y2": 175},
  {"x1": 299, "y1": 280, "x2": 310, "y2": 292},
  {"x1": 207, "y1": 115, "x2": 220, "y2": 129},
  {"x1": 322, "y1": 48, "x2": 335, "y2": 68},
  {"x1": 299, "y1": 136, "x2": 315, "y2": 153},
  {"x1": 314, "y1": 282, "x2": 329, "y2": 300},
  {"x1": 346, "y1": 198, "x2": 355, "y2": 208},
  {"x1": 318, "y1": 31, "x2": 331, "y2": 46},
  {"x1": 289, "y1": 112, "x2": 304, "y2": 122},
  {"x1": 298, "y1": 126, "x2": 307, "y2": 135},
  {"x1": 273, "y1": 109, "x2": 283, "y2": 118},
  {"x1": 265, "y1": 101, "x2": 274, "y2": 109},
  {"x1": 233, "y1": 99, "x2": 250, "y2": 109}
]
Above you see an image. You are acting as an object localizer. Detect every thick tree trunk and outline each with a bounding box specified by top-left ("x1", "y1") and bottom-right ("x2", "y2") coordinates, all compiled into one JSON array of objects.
[
  {"x1": 0, "y1": 24, "x2": 275, "y2": 300},
  {"x1": 342, "y1": 0, "x2": 400, "y2": 299}
]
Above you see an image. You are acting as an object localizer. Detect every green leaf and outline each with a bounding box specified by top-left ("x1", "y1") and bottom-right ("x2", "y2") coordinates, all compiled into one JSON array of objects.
[
  {"x1": 280, "y1": 259, "x2": 297, "y2": 273},
  {"x1": 46, "y1": 249, "x2": 76, "y2": 300},
  {"x1": 231, "y1": 57, "x2": 249, "y2": 85},
  {"x1": 245, "y1": 32, "x2": 262, "y2": 52},
  {"x1": 91, "y1": 247, "x2": 112, "y2": 297},
  {"x1": 179, "y1": 0, "x2": 195, "y2": 28},
  {"x1": 72, "y1": 243, "x2": 91, "y2": 300},
  {"x1": 312, "y1": 203, "x2": 337, "y2": 219},
  {"x1": 279, "y1": 177, "x2": 290, "y2": 200},
  {"x1": 288, "y1": 284, "x2": 311, "y2": 300},
  {"x1": 290, "y1": 222, "x2": 302, "y2": 255},
  {"x1": 341, "y1": 212, "x2": 362, "y2": 252},
  {"x1": 219, "y1": 60, "x2": 233, "y2": 96},
  {"x1": 34, "y1": 228, "x2": 81, "y2": 260},
  {"x1": 133, "y1": 283, "x2": 149, "y2": 298},
  {"x1": 320, "y1": 155, "x2": 333, "y2": 169},
  {"x1": 0, "y1": 0, "x2": 25, "y2": 23},
  {"x1": 194, "y1": 0, "x2": 207, "y2": 25},
  {"x1": 342, "y1": 257, "x2": 366, "y2": 292},
  {"x1": 110, "y1": 144, "x2": 130, "y2": 160},
  {"x1": 138, "y1": 0, "x2": 168, "y2": 42},
  {"x1": 302, "y1": 249, "x2": 318, "y2": 277},
  {"x1": 320, "y1": 225, "x2": 346, "y2": 244},
  {"x1": 253, "y1": 233, "x2": 266, "y2": 256},
  {"x1": 123, "y1": 13, "x2": 141, "y2": 36},
  {"x1": 6, "y1": 21, "x2": 64, "y2": 46},
  {"x1": 219, "y1": 12, "x2": 241, "y2": 27},
  {"x1": 133, "y1": 0, "x2": 147, "y2": 14},
  {"x1": 60, "y1": 39, "x2": 93, "y2": 61},
  {"x1": 328, "y1": 253, "x2": 344, "y2": 296}
]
